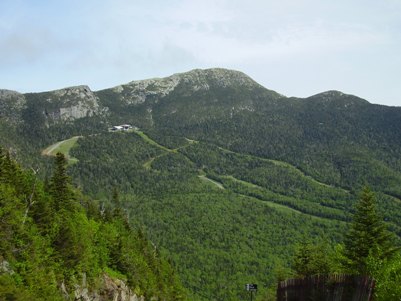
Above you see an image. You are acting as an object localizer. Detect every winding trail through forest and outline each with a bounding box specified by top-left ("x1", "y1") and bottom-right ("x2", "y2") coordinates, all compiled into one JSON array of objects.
[
  {"x1": 132, "y1": 131, "x2": 352, "y2": 221},
  {"x1": 216, "y1": 145, "x2": 346, "y2": 191},
  {"x1": 134, "y1": 130, "x2": 197, "y2": 169},
  {"x1": 198, "y1": 175, "x2": 225, "y2": 189}
]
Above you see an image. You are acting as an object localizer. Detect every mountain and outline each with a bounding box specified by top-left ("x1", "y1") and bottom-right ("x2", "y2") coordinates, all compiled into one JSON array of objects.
[{"x1": 1, "y1": 68, "x2": 401, "y2": 300}]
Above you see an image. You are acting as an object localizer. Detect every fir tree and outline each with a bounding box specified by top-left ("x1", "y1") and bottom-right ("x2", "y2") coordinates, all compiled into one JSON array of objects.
[
  {"x1": 112, "y1": 186, "x2": 123, "y2": 218},
  {"x1": 293, "y1": 240, "x2": 333, "y2": 277},
  {"x1": 50, "y1": 152, "x2": 71, "y2": 210},
  {"x1": 344, "y1": 187, "x2": 398, "y2": 274}
]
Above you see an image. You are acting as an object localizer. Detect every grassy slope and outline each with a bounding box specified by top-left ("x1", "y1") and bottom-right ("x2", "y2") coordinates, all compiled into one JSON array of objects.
[
  {"x1": 42, "y1": 136, "x2": 81, "y2": 164},
  {"x1": 198, "y1": 175, "x2": 225, "y2": 189}
]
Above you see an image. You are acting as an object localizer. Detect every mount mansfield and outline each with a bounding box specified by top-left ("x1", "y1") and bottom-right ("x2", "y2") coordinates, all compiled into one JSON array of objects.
[{"x1": 1, "y1": 68, "x2": 401, "y2": 300}]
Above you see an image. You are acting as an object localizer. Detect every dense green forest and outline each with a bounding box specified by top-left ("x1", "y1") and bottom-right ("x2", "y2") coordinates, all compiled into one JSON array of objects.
[
  {"x1": 2, "y1": 142, "x2": 400, "y2": 300},
  {"x1": 2, "y1": 68, "x2": 401, "y2": 300},
  {"x1": 0, "y1": 148, "x2": 185, "y2": 300},
  {"x1": 66, "y1": 130, "x2": 401, "y2": 300}
]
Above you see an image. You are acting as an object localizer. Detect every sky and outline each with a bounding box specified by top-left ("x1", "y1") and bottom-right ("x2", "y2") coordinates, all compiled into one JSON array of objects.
[{"x1": 1, "y1": 0, "x2": 400, "y2": 106}]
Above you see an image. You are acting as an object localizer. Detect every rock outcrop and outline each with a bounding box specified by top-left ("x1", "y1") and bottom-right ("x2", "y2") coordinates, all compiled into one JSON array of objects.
[
  {"x1": 105, "y1": 68, "x2": 261, "y2": 105},
  {"x1": 44, "y1": 85, "x2": 105, "y2": 121},
  {"x1": 69, "y1": 273, "x2": 146, "y2": 301}
]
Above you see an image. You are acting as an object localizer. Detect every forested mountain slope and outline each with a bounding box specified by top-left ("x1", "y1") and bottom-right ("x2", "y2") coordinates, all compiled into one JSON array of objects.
[
  {"x1": 1, "y1": 68, "x2": 401, "y2": 300},
  {"x1": 0, "y1": 149, "x2": 185, "y2": 300}
]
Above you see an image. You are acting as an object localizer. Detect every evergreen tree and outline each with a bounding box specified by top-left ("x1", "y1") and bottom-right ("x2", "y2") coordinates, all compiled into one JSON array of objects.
[
  {"x1": 112, "y1": 186, "x2": 123, "y2": 218},
  {"x1": 50, "y1": 152, "x2": 72, "y2": 210},
  {"x1": 344, "y1": 187, "x2": 398, "y2": 274},
  {"x1": 293, "y1": 240, "x2": 333, "y2": 277}
]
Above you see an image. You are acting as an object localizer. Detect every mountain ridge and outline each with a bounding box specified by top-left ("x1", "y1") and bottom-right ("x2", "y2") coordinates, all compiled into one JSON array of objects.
[{"x1": 0, "y1": 68, "x2": 376, "y2": 105}]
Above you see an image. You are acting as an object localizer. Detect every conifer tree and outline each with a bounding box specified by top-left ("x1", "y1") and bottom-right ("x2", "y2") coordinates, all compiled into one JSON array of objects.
[
  {"x1": 293, "y1": 240, "x2": 333, "y2": 277},
  {"x1": 344, "y1": 187, "x2": 398, "y2": 274},
  {"x1": 0, "y1": 150, "x2": 16, "y2": 185},
  {"x1": 50, "y1": 152, "x2": 71, "y2": 210},
  {"x1": 112, "y1": 186, "x2": 123, "y2": 217}
]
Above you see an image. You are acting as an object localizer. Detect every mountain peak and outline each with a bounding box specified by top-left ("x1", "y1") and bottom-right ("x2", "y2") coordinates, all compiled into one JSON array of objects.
[
  {"x1": 39, "y1": 85, "x2": 93, "y2": 96},
  {"x1": 121, "y1": 68, "x2": 260, "y2": 91},
  {"x1": 0, "y1": 89, "x2": 22, "y2": 98},
  {"x1": 316, "y1": 90, "x2": 346, "y2": 98},
  {"x1": 105, "y1": 68, "x2": 263, "y2": 106},
  {"x1": 307, "y1": 90, "x2": 369, "y2": 106},
  {"x1": 172, "y1": 68, "x2": 261, "y2": 89}
]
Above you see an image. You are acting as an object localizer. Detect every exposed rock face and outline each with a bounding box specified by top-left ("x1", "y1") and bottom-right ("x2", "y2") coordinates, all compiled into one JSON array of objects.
[
  {"x1": 114, "y1": 76, "x2": 180, "y2": 105},
  {"x1": 0, "y1": 86, "x2": 107, "y2": 124},
  {"x1": 175, "y1": 68, "x2": 260, "y2": 90},
  {"x1": 108, "y1": 68, "x2": 261, "y2": 105},
  {"x1": 0, "y1": 260, "x2": 14, "y2": 275},
  {"x1": 58, "y1": 101, "x2": 98, "y2": 120},
  {"x1": 44, "y1": 85, "x2": 104, "y2": 121},
  {"x1": 72, "y1": 274, "x2": 146, "y2": 301}
]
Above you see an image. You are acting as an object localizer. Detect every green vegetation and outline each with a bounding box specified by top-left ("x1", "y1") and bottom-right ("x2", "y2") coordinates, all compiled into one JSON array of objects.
[
  {"x1": 344, "y1": 188, "x2": 399, "y2": 274},
  {"x1": 134, "y1": 130, "x2": 173, "y2": 152},
  {"x1": 2, "y1": 69, "x2": 401, "y2": 300},
  {"x1": 62, "y1": 129, "x2": 401, "y2": 300},
  {"x1": 67, "y1": 132, "x2": 352, "y2": 300},
  {"x1": 0, "y1": 148, "x2": 185, "y2": 300},
  {"x1": 292, "y1": 241, "x2": 334, "y2": 278},
  {"x1": 198, "y1": 175, "x2": 225, "y2": 189},
  {"x1": 42, "y1": 136, "x2": 81, "y2": 164}
]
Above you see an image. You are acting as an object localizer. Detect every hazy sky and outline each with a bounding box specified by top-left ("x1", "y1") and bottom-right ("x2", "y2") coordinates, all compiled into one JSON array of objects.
[{"x1": 1, "y1": 0, "x2": 400, "y2": 106}]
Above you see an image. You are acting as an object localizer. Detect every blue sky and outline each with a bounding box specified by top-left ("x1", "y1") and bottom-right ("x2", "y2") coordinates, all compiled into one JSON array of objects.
[{"x1": 1, "y1": 0, "x2": 400, "y2": 106}]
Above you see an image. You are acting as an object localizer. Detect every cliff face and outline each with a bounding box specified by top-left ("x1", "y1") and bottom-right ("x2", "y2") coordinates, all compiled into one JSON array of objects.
[
  {"x1": 0, "y1": 85, "x2": 106, "y2": 124},
  {"x1": 46, "y1": 85, "x2": 104, "y2": 121}
]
